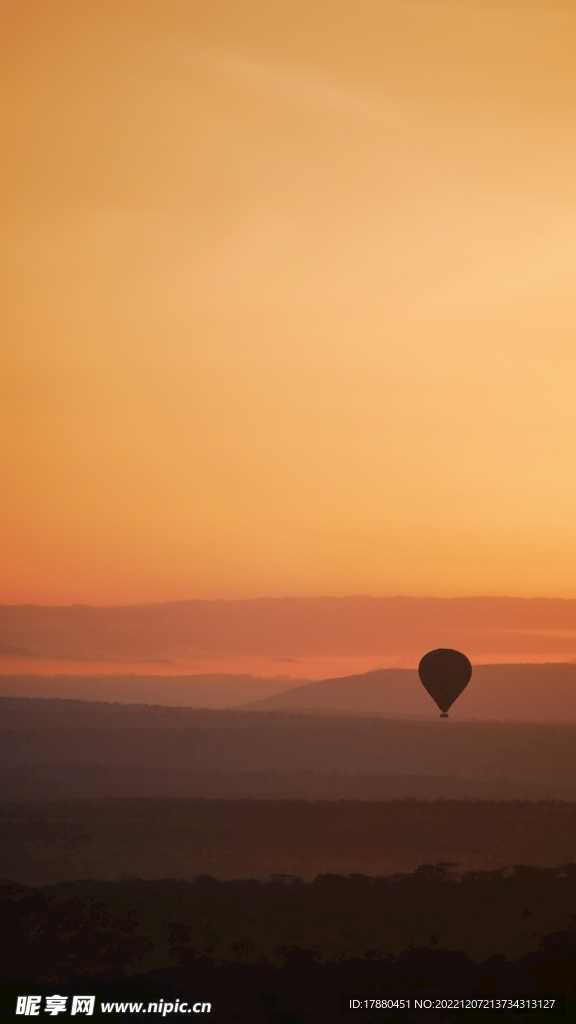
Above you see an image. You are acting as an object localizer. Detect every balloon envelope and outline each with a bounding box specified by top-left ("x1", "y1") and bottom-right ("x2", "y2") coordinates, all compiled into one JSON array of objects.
[{"x1": 418, "y1": 648, "x2": 472, "y2": 716}]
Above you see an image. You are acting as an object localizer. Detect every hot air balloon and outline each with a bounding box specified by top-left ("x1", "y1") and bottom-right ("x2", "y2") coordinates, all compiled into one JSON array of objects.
[{"x1": 418, "y1": 648, "x2": 472, "y2": 717}]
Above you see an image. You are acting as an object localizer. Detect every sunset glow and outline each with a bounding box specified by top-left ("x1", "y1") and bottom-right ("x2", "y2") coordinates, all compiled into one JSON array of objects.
[{"x1": 2, "y1": 0, "x2": 576, "y2": 604}]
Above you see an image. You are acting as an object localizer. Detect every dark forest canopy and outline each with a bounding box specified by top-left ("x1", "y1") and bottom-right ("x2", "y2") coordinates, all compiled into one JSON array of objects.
[{"x1": 2, "y1": 864, "x2": 576, "y2": 991}]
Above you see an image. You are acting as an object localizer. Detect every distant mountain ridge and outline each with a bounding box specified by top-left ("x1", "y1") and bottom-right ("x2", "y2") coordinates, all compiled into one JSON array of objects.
[
  {"x1": 0, "y1": 673, "x2": 292, "y2": 708},
  {"x1": 241, "y1": 663, "x2": 576, "y2": 722},
  {"x1": 4, "y1": 596, "x2": 576, "y2": 675},
  {"x1": 2, "y1": 662, "x2": 576, "y2": 720}
]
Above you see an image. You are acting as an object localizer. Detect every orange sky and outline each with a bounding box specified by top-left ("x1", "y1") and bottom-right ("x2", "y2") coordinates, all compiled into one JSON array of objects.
[{"x1": 2, "y1": 0, "x2": 576, "y2": 605}]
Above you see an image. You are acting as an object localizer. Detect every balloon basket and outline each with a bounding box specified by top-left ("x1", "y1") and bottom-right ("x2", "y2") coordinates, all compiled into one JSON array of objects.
[{"x1": 440, "y1": 712, "x2": 449, "y2": 718}]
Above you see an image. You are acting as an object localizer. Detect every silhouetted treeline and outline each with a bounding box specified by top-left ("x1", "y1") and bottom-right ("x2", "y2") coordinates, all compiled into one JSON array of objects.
[
  {"x1": 1, "y1": 766, "x2": 565, "y2": 802},
  {"x1": 1, "y1": 867, "x2": 576, "y2": 1021},
  {"x1": 2, "y1": 799, "x2": 576, "y2": 884}
]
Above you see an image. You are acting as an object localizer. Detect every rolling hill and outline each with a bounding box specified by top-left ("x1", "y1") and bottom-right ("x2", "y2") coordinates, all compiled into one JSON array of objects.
[
  {"x1": 2, "y1": 696, "x2": 576, "y2": 801},
  {"x1": 0, "y1": 672, "x2": 292, "y2": 708},
  {"x1": 241, "y1": 663, "x2": 576, "y2": 721}
]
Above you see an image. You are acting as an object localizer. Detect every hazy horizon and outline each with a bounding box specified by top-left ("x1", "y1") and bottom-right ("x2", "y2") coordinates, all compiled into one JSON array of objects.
[{"x1": 3, "y1": 594, "x2": 576, "y2": 679}]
